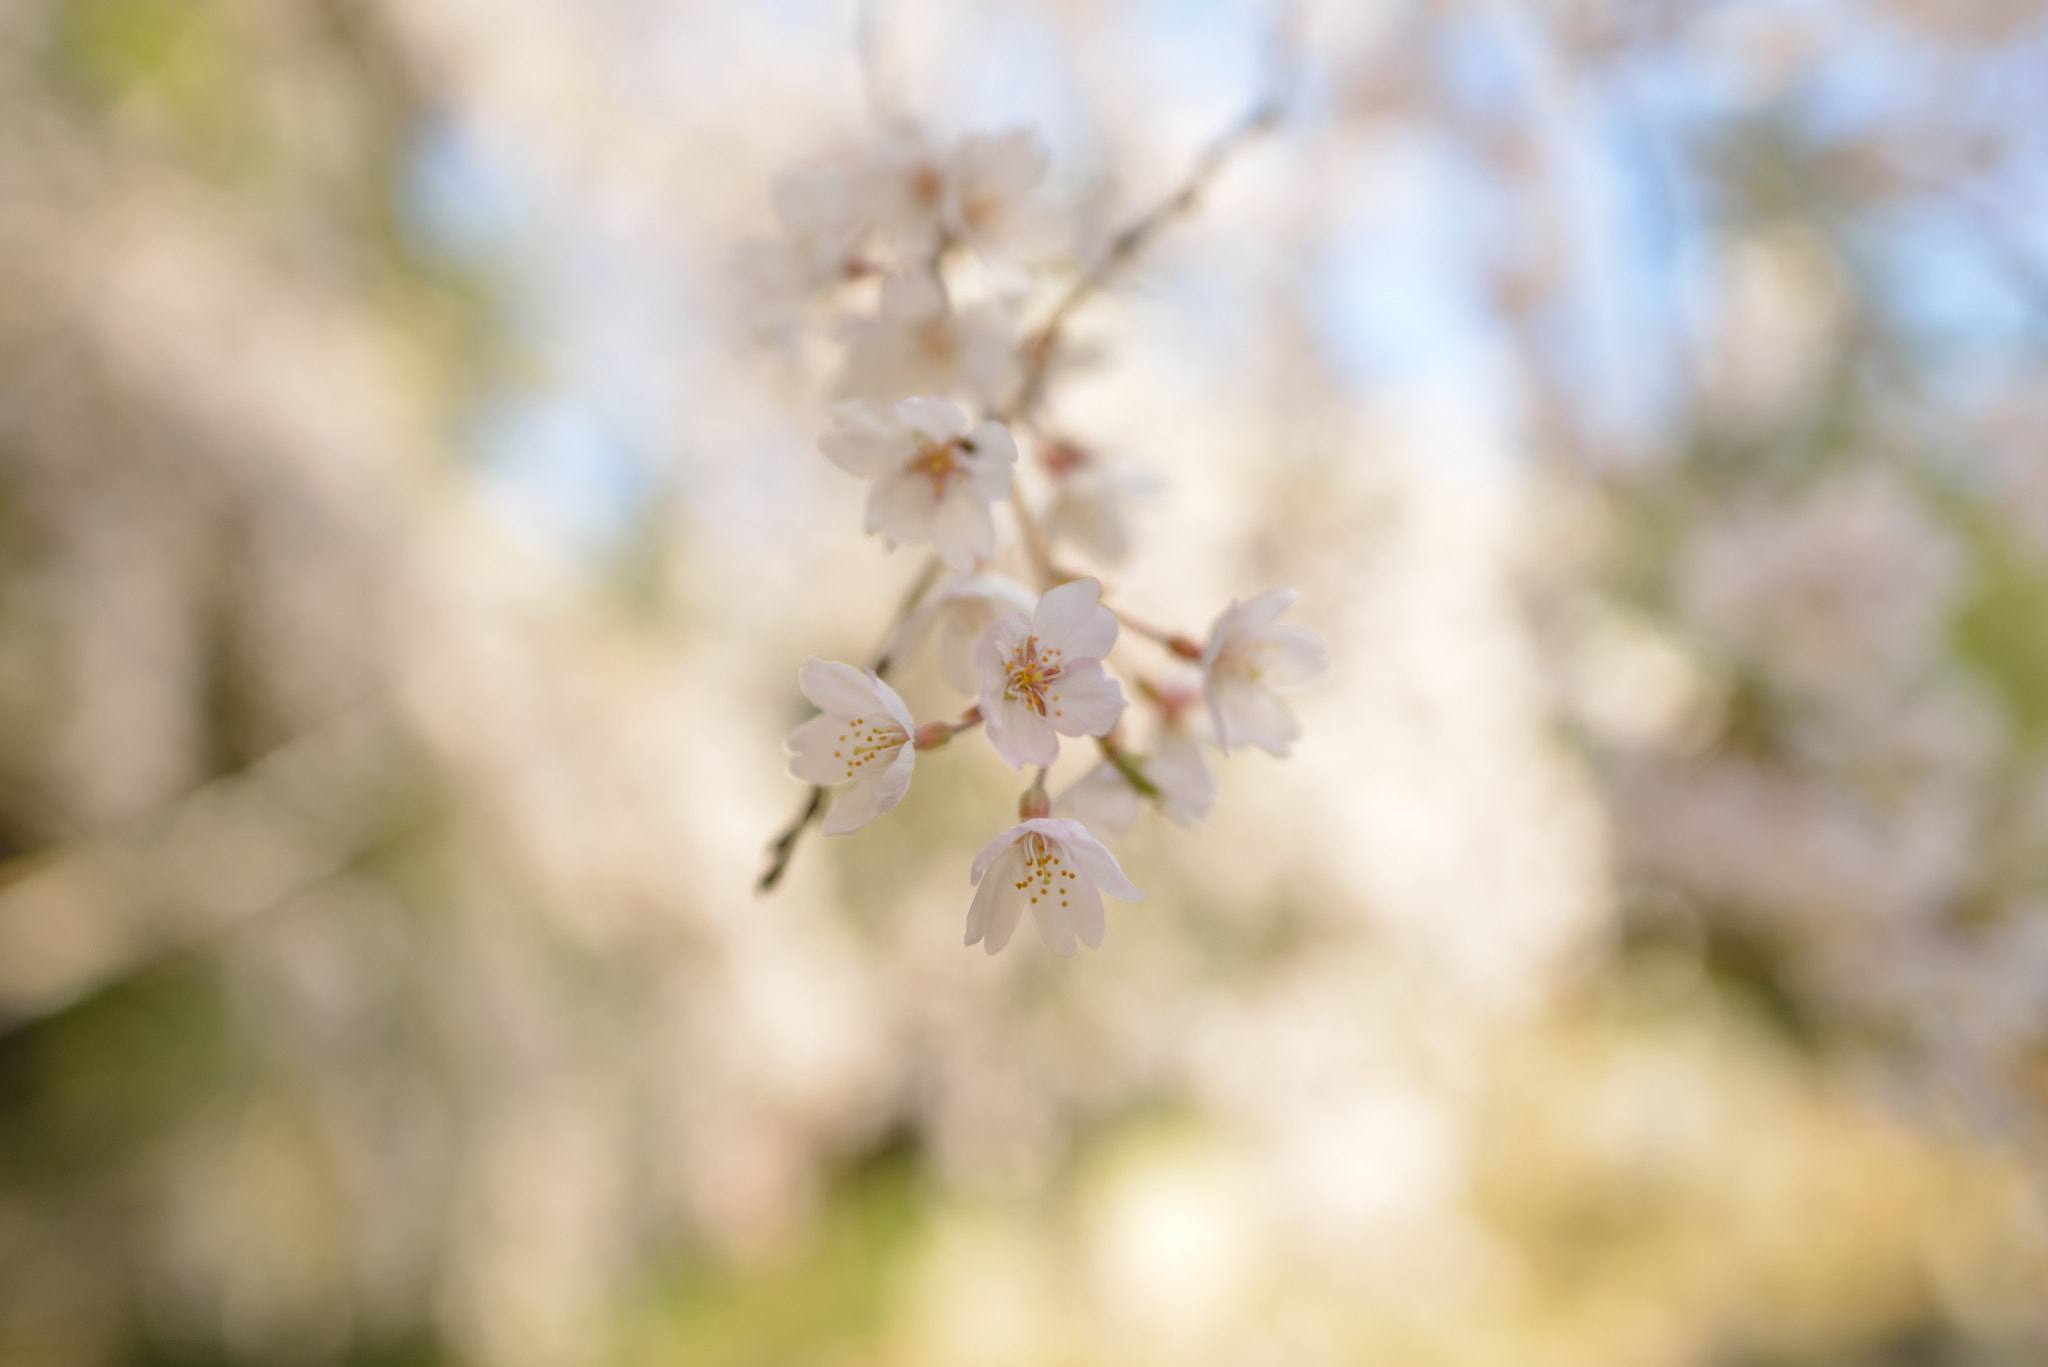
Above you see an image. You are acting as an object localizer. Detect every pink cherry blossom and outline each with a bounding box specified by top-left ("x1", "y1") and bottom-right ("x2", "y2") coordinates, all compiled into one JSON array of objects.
[
  {"x1": 818, "y1": 397, "x2": 1017, "y2": 570},
  {"x1": 784, "y1": 658, "x2": 918, "y2": 835},
  {"x1": 965, "y1": 816, "x2": 1144, "y2": 956},
  {"x1": 1200, "y1": 589, "x2": 1330, "y2": 756},
  {"x1": 976, "y1": 577, "x2": 1128, "y2": 769}
]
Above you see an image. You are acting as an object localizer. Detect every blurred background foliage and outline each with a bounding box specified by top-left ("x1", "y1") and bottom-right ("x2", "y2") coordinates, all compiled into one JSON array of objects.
[{"x1": 3, "y1": 0, "x2": 2048, "y2": 1364}]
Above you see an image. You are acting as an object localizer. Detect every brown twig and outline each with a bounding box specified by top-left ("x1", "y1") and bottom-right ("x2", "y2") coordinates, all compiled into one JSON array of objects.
[{"x1": 1002, "y1": 96, "x2": 1284, "y2": 427}]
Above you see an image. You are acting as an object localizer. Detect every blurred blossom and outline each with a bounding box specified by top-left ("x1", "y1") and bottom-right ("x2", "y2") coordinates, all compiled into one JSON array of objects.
[{"x1": 1677, "y1": 466, "x2": 1961, "y2": 702}]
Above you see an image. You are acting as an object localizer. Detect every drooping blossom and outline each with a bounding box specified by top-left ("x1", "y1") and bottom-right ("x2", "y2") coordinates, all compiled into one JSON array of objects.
[
  {"x1": 784, "y1": 658, "x2": 918, "y2": 835},
  {"x1": 1200, "y1": 589, "x2": 1330, "y2": 756},
  {"x1": 818, "y1": 397, "x2": 1017, "y2": 570},
  {"x1": 977, "y1": 577, "x2": 1129, "y2": 769},
  {"x1": 836, "y1": 270, "x2": 1021, "y2": 411},
  {"x1": 889, "y1": 570, "x2": 1037, "y2": 692},
  {"x1": 965, "y1": 816, "x2": 1144, "y2": 956}
]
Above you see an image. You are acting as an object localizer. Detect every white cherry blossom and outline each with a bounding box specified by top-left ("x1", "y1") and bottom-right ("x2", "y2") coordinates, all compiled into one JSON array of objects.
[
  {"x1": 1201, "y1": 589, "x2": 1330, "y2": 756},
  {"x1": 836, "y1": 270, "x2": 1021, "y2": 411},
  {"x1": 818, "y1": 397, "x2": 1017, "y2": 570},
  {"x1": 889, "y1": 570, "x2": 1037, "y2": 692},
  {"x1": 945, "y1": 128, "x2": 1051, "y2": 267},
  {"x1": 735, "y1": 165, "x2": 859, "y2": 340},
  {"x1": 965, "y1": 816, "x2": 1144, "y2": 956},
  {"x1": 784, "y1": 658, "x2": 919, "y2": 835},
  {"x1": 857, "y1": 123, "x2": 952, "y2": 257},
  {"x1": 976, "y1": 577, "x2": 1129, "y2": 769}
]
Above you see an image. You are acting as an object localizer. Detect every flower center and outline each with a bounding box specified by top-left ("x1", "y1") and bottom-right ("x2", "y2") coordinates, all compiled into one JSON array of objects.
[
  {"x1": 830, "y1": 715, "x2": 907, "y2": 781},
  {"x1": 1010, "y1": 833, "x2": 1081, "y2": 909},
  {"x1": 905, "y1": 439, "x2": 966, "y2": 498},
  {"x1": 1216, "y1": 638, "x2": 1277, "y2": 686},
  {"x1": 1003, "y1": 636, "x2": 1067, "y2": 716}
]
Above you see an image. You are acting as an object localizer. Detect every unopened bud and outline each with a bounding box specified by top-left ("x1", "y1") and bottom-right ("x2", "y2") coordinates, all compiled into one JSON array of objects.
[{"x1": 1018, "y1": 786, "x2": 1051, "y2": 820}]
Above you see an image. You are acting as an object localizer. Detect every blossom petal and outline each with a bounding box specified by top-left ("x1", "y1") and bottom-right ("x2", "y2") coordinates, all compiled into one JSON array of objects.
[
  {"x1": 785, "y1": 713, "x2": 853, "y2": 785},
  {"x1": 894, "y1": 396, "x2": 970, "y2": 443},
  {"x1": 935, "y1": 614, "x2": 987, "y2": 692},
  {"x1": 1055, "y1": 761, "x2": 1140, "y2": 837},
  {"x1": 975, "y1": 856, "x2": 1031, "y2": 954},
  {"x1": 1043, "y1": 659, "x2": 1126, "y2": 738},
  {"x1": 866, "y1": 471, "x2": 938, "y2": 545},
  {"x1": 984, "y1": 693, "x2": 1059, "y2": 769},
  {"x1": 823, "y1": 743, "x2": 916, "y2": 834},
  {"x1": 819, "y1": 401, "x2": 907, "y2": 476},
  {"x1": 1031, "y1": 578, "x2": 1115, "y2": 659},
  {"x1": 1068, "y1": 878, "x2": 1105, "y2": 948},
  {"x1": 930, "y1": 487, "x2": 996, "y2": 570},
  {"x1": 1232, "y1": 587, "x2": 1301, "y2": 632},
  {"x1": 1261, "y1": 623, "x2": 1331, "y2": 688},
  {"x1": 1030, "y1": 894, "x2": 1077, "y2": 957},
  {"x1": 1030, "y1": 820, "x2": 1144, "y2": 901},
  {"x1": 1211, "y1": 679, "x2": 1301, "y2": 757},
  {"x1": 798, "y1": 657, "x2": 882, "y2": 717},
  {"x1": 822, "y1": 763, "x2": 887, "y2": 834},
  {"x1": 970, "y1": 823, "x2": 1028, "y2": 884},
  {"x1": 978, "y1": 610, "x2": 1034, "y2": 667},
  {"x1": 961, "y1": 421, "x2": 1019, "y2": 497},
  {"x1": 874, "y1": 678, "x2": 916, "y2": 736},
  {"x1": 966, "y1": 844, "x2": 1026, "y2": 951}
]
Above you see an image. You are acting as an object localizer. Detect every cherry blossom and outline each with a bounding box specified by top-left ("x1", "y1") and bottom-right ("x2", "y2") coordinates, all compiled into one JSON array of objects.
[
  {"x1": 977, "y1": 577, "x2": 1129, "y2": 769},
  {"x1": 944, "y1": 128, "x2": 1051, "y2": 267},
  {"x1": 857, "y1": 123, "x2": 952, "y2": 257},
  {"x1": 784, "y1": 658, "x2": 918, "y2": 835},
  {"x1": 735, "y1": 165, "x2": 859, "y2": 340},
  {"x1": 818, "y1": 397, "x2": 1018, "y2": 569},
  {"x1": 889, "y1": 570, "x2": 1037, "y2": 692},
  {"x1": 1200, "y1": 589, "x2": 1330, "y2": 756},
  {"x1": 836, "y1": 270, "x2": 1021, "y2": 410},
  {"x1": 966, "y1": 817, "x2": 1144, "y2": 956}
]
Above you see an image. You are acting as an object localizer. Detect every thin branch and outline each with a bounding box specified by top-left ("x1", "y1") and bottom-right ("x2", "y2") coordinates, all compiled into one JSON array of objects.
[{"x1": 1003, "y1": 95, "x2": 1285, "y2": 426}]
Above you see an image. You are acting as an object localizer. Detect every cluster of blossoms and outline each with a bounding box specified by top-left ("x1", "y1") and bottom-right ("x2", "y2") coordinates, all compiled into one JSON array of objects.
[
  {"x1": 1581, "y1": 458, "x2": 2048, "y2": 1137},
  {"x1": 751, "y1": 117, "x2": 1328, "y2": 954}
]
